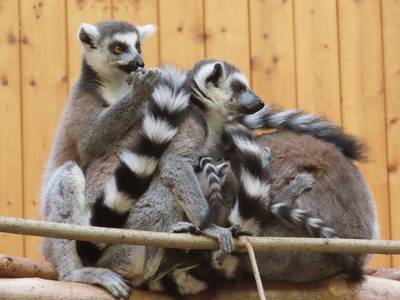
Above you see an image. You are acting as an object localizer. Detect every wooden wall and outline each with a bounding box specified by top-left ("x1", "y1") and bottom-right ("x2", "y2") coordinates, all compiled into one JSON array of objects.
[{"x1": 0, "y1": 0, "x2": 398, "y2": 268}]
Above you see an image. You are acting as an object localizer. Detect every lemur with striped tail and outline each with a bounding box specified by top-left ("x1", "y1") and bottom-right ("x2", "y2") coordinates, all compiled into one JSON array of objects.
[
  {"x1": 88, "y1": 60, "x2": 376, "y2": 297},
  {"x1": 41, "y1": 20, "x2": 163, "y2": 298}
]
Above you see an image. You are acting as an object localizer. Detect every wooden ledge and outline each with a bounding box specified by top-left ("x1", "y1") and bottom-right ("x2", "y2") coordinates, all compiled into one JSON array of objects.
[{"x1": 0, "y1": 276, "x2": 400, "y2": 300}]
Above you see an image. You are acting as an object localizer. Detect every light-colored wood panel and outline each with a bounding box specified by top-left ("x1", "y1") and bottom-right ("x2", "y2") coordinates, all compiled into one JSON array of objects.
[
  {"x1": 20, "y1": 0, "x2": 68, "y2": 259},
  {"x1": 159, "y1": 0, "x2": 205, "y2": 69},
  {"x1": 381, "y1": 0, "x2": 400, "y2": 268},
  {"x1": 67, "y1": 0, "x2": 112, "y2": 86},
  {"x1": 338, "y1": 0, "x2": 390, "y2": 268},
  {"x1": 0, "y1": 0, "x2": 24, "y2": 256},
  {"x1": 294, "y1": 0, "x2": 341, "y2": 123},
  {"x1": 112, "y1": 0, "x2": 159, "y2": 67},
  {"x1": 249, "y1": 0, "x2": 296, "y2": 108},
  {"x1": 204, "y1": 0, "x2": 250, "y2": 79}
]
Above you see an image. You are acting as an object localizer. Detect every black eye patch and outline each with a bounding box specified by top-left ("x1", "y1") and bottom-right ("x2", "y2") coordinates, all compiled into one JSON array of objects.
[
  {"x1": 231, "y1": 81, "x2": 246, "y2": 93},
  {"x1": 108, "y1": 41, "x2": 129, "y2": 54}
]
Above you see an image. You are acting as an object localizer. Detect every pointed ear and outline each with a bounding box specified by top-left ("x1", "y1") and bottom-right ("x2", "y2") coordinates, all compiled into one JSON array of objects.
[
  {"x1": 77, "y1": 23, "x2": 99, "y2": 48},
  {"x1": 206, "y1": 63, "x2": 224, "y2": 86},
  {"x1": 137, "y1": 24, "x2": 157, "y2": 40}
]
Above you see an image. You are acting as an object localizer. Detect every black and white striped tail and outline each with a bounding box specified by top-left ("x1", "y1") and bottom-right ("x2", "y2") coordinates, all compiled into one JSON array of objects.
[
  {"x1": 111, "y1": 68, "x2": 190, "y2": 213},
  {"x1": 77, "y1": 68, "x2": 190, "y2": 264},
  {"x1": 231, "y1": 105, "x2": 366, "y2": 161},
  {"x1": 223, "y1": 122, "x2": 272, "y2": 222},
  {"x1": 270, "y1": 203, "x2": 364, "y2": 282},
  {"x1": 197, "y1": 157, "x2": 229, "y2": 229}
]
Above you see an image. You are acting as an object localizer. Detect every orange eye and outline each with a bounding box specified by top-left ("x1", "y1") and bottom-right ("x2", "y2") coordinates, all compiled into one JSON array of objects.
[{"x1": 114, "y1": 46, "x2": 123, "y2": 54}]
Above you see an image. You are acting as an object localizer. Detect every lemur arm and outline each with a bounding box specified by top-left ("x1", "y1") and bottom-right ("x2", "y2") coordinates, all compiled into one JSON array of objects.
[
  {"x1": 159, "y1": 153, "x2": 209, "y2": 227},
  {"x1": 80, "y1": 70, "x2": 160, "y2": 160}
]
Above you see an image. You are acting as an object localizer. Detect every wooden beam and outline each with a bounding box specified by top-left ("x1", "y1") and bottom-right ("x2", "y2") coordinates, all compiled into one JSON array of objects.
[
  {"x1": 0, "y1": 276, "x2": 399, "y2": 300},
  {"x1": 0, "y1": 217, "x2": 399, "y2": 255}
]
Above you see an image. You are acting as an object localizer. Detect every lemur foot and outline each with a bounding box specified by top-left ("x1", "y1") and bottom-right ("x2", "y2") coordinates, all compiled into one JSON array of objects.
[
  {"x1": 290, "y1": 172, "x2": 315, "y2": 195},
  {"x1": 170, "y1": 221, "x2": 201, "y2": 235},
  {"x1": 202, "y1": 225, "x2": 234, "y2": 265},
  {"x1": 62, "y1": 267, "x2": 131, "y2": 299}
]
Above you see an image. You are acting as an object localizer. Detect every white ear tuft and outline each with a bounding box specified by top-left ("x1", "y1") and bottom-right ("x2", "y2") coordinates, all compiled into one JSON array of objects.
[
  {"x1": 137, "y1": 24, "x2": 157, "y2": 40},
  {"x1": 77, "y1": 23, "x2": 100, "y2": 46}
]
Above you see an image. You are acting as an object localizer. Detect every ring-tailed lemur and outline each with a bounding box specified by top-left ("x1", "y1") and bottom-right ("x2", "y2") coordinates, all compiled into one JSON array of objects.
[{"x1": 41, "y1": 20, "x2": 162, "y2": 298}]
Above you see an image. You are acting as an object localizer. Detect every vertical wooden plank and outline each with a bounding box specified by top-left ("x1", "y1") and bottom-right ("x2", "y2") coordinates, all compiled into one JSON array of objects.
[
  {"x1": 20, "y1": 0, "x2": 68, "y2": 259},
  {"x1": 294, "y1": 0, "x2": 341, "y2": 124},
  {"x1": 338, "y1": 0, "x2": 390, "y2": 267},
  {"x1": 381, "y1": 0, "x2": 400, "y2": 268},
  {"x1": 67, "y1": 0, "x2": 112, "y2": 86},
  {"x1": 159, "y1": 0, "x2": 205, "y2": 69},
  {"x1": 249, "y1": 0, "x2": 296, "y2": 108},
  {"x1": 112, "y1": 0, "x2": 159, "y2": 67},
  {"x1": 0, "y1": 0, "x2": 24, "y2": 256},
  {"x1": 204, "y1": 0, "x2": 250, "y2": 79}
]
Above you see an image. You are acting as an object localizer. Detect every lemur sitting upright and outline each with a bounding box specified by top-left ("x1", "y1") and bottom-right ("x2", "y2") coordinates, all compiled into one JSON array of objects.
[{"x1": 41, "y1": 20, "x2": 162, "y2": 297}]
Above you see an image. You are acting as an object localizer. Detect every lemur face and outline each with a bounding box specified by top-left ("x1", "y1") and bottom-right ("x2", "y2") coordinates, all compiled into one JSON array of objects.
[
  {"x1": 78, "y1": 20, "x2": 156, "y2": 77},
  {"x1": 192, "y1": 60, "x2": 264, "y2": 115}
]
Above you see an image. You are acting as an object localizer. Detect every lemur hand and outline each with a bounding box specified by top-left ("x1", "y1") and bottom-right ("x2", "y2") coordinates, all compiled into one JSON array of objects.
[
  {"x1": 290, "y1": 172, "x2": 315, "y2": 196},
  {"x1": 170, "y1": 221, "x2": 201, "y2": 235},
  {"x1": 127, "y1": 68, "x2": 161, "y2": 95}
]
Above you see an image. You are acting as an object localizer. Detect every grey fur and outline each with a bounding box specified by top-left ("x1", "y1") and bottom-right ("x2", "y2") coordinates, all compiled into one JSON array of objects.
[{"x1": 41, "y1": 20, "x2": 158, "y2": 298}]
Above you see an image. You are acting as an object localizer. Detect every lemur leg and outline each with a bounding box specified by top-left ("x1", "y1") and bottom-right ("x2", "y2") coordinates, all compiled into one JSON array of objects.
[
  {"x1": 159, "y1": 153, "x2": 235, "y2": 259},
  {"x1": 41, "y1": 162, "x2": 131, "y2": 299}
]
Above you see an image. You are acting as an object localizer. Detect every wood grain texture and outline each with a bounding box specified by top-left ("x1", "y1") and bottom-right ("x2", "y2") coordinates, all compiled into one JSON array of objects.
[
  {"x1": 159, "y1": 0, "x2": 205, "y2": 69},
  {"x1": 337, "y1": 0, "x2": 390, "y2": 267},
  {"x1": 20, "y1": 0, "x2": 68, "y2": 259},
  {"x1": 204, "y1": 0, "x2": 250, "y2": 79},
  {"x1": 67, "y1": 0, "x2": 112, "y2": 87},
  {"x1": 112, "y1": 0, "x2": 159, "y2": 68},
  {"x1": 294, "y1": 0, "x2": 341, "y2": 123},
  {"x1": 0, "y1": 0, "x2": 24, "y2": 256},
  {"x1": 381, "y1": 0, "x2": 400, "y2": 268},
  {"x1": 249, "y1": 0, "x2": 296, "y2": 108}
]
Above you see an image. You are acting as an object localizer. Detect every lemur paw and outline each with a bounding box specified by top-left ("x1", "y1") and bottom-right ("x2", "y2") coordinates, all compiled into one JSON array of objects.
[
  {"x1": 202, "y1": 225, "x2": 234, "y2": 265},
  {"x1": 170, "y1": 221, "x2": 201, "y2": 235},
  {"x1": 127, "y1": 68, "x2": 161, "y2": 89},
  {"x1": 63, "y1": 268, "x2": 131, "y2": 299},
  {"x1": 229, "y1": 223, "x2": 253, "y2": 238},
  {"x1": 291, "y1": 172, "x2": 315, "y2": 194}
]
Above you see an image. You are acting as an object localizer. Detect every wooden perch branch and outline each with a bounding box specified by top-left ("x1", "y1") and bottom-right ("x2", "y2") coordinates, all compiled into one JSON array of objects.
[{"x1": 0, "y1": 216, "x2": 400, "y2": 254}]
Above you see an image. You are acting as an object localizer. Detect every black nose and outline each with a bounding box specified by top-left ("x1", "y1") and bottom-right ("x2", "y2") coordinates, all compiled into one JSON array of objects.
[
  {"x1": 136, "y1": 56, "x2": 144, "y2": 68},
  {"x1": 118, "y1": 57, "x2": 145, "y2": 73},
  {"x1": 254, "y1": 98, "x2": 264, "y2": 111}
]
